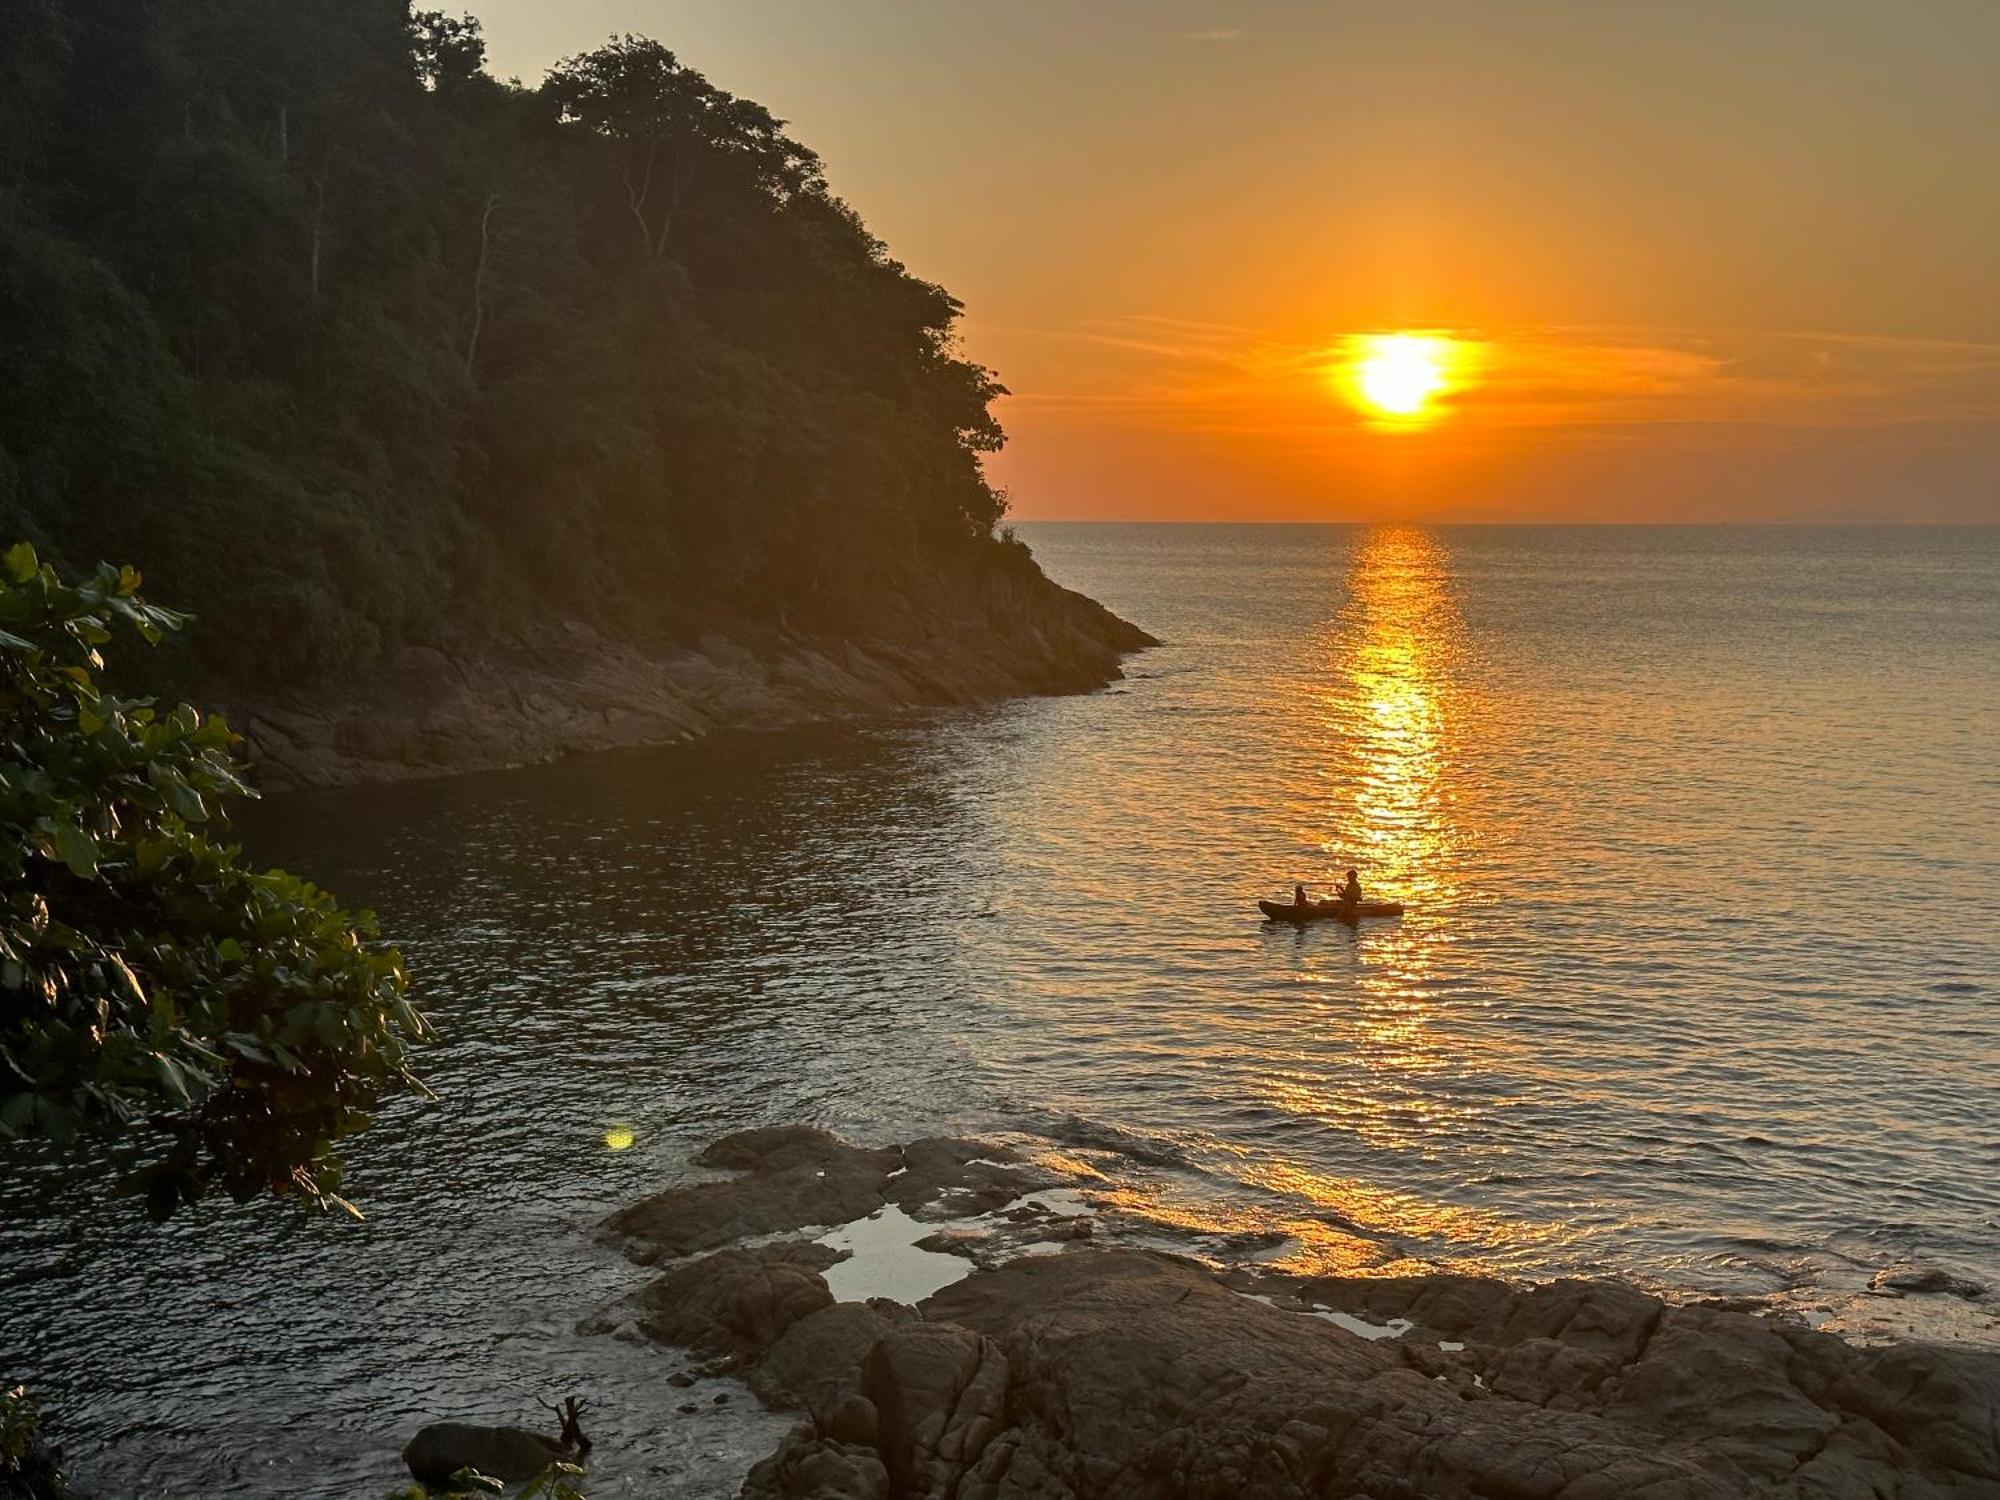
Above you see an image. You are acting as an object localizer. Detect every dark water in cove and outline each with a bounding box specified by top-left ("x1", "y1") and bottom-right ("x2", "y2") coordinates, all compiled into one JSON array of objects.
[{"x1": 4, "y1": 524, "x2": 1998, "y2": 1495}]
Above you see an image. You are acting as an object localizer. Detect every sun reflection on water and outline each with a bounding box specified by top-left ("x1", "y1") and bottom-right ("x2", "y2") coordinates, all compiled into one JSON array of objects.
[
  {"x1": 1221, "y1": 525, "x2": 1526, "y2": 1270},
  {"x1": 1300, "y1": 526, "x2": 1484, "y2": 1104},
  {"x1": 1322, "y1": 524, "x2": 1472, "y2": 913}
]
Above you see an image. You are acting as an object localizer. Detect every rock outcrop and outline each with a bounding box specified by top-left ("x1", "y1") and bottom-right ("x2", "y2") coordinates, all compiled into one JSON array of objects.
[
  {"x1": 401, "y1": 1422, "x2": 566, "y2": 1487},
  {"x1": 603, "y1": 1128, "x2": 2000, "y2": 1500},
  {"x1": 233, "y1": 567, "x2": 1155, "y2": 792}
]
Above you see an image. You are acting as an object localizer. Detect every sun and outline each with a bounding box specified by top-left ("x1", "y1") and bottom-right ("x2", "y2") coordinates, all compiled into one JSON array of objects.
[{"x1": 1339, "y1": 333, "x2": 1468, "y2": 428}]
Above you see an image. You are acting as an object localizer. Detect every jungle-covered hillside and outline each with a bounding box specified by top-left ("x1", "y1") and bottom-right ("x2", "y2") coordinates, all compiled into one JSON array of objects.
[{"x1": 0, "y1": 2, "x2": 1036, "y2": 691}]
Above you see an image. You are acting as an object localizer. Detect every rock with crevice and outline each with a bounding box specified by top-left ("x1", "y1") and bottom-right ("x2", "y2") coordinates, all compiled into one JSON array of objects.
[
  {"x1": 637, "y1": 1241, "x2": 840, "y2": 1363},
  {"x1": 603, "y1": 1131, "x2": 2000, "y2": 1499},
  {"x1": 232, "y1": 564, "x2": 1158, "y2": 792},
  {"x1": 606, "y1": 1127, "x2": 904, "y2": 1263}
]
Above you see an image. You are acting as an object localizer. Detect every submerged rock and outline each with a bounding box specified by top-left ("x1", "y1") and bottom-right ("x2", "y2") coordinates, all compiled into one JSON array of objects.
[
  {"x1": 604, "y1": 1130, "x2": 2000, "y2": 1498},
  {"x1": 1869, "y1": 1266, "x2": 1989, "y2": 1301}
]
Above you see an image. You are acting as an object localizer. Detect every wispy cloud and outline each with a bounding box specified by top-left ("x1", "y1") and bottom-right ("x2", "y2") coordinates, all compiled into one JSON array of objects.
[
  {"x1": 1185, "y1": 28, "x2": 1245, "y2": 42},
  {"x1": 981, "y1": 317, "x2": 2000, "y2": 439}
]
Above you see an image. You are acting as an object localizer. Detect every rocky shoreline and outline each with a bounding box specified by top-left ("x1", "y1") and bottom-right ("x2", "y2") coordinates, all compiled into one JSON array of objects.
[
  {"x1": 232, "y1": 568, "x2": 1155, "y2": 792},
  {"x1": 575, "y1": 1127, "x2": 2000, "y2": 1500}
]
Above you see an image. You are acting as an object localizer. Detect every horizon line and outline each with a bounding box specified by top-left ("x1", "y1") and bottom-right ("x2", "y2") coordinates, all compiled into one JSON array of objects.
[{"x1": 1006, "y1": 517, "x2": 1999, "y2": 527}]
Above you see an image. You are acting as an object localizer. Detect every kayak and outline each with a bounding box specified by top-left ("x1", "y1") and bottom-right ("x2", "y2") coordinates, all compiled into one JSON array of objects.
[{"x1": 1259, "y1": 898, "x2": 1405, "y2": 924}]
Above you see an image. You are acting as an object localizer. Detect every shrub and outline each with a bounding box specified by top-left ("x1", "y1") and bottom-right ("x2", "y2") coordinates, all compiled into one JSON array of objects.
[{"x1": 0, "y1": 544, "x2": 427, "y2": 1217}]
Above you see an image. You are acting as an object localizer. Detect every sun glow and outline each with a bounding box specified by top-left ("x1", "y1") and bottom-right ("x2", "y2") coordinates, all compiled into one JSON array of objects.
[{"x1": 1341, "y1": 333, "x2": 1468, "y2": 428}]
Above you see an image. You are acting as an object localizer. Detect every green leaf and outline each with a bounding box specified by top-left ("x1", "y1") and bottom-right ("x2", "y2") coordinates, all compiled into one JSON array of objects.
[
  {"x1": 162, "y1": 778, "x2": 206, "y2": 823},
  {"x1": 49, "y1": 822, "x2": 99, "y2": 878},
  {"x1": 224, "y1": 1033, "x2": 272, "y2": 1063},
  {"x1": 150, "y1": 1052, "x2": 192, "y2": 1105},
  {"x1": 1, "y1": 543, "x2": 36, "y2": 584}
]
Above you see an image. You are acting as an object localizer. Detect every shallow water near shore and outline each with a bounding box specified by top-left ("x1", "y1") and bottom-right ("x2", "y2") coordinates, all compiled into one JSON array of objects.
[{"x1": 4, "y1": 523, "x2": 1998, "y2": 1495}]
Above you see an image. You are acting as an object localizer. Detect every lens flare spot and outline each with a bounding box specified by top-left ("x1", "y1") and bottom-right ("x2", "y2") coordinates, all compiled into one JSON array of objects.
[{"x1": 603, "y1": 1125, "x2": 636, "y2": 1151}]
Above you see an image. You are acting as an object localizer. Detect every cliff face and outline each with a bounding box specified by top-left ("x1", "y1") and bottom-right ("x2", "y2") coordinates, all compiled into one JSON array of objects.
[{"x1": 237, "y1": 559, "x2": 1155, "y2": 791}]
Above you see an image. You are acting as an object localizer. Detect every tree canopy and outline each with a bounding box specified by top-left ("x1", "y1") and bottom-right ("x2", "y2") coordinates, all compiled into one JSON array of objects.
[
  {"x1": 0, "y1": 2, "x2": 1015, "y2": 693},
  {"x1": 0, "y1": 545, "x2": 424, "y2": 1217}
]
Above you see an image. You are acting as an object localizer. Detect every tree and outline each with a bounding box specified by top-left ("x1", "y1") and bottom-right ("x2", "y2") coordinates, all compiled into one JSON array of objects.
[
  {"x1": 0, "y1": 545, "x2": 427, "y2": 1218},
  {"x1": 411, "y1": 9, "x2": 486, "y2": 93},
  {"x1": 543, "y1": 35, "x2": 820, "y2": 261}
]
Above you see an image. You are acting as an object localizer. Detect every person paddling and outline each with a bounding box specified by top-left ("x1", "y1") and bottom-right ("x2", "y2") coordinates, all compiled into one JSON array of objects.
[{"x1": 1333, "y1": 868, "x2": 1362, "y2": 914}]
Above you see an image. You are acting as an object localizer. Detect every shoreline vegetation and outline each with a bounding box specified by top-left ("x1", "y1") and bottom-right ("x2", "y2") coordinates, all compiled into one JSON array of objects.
[
  {"x1": 585, "y1": 1127, "x2": 2000, "y2": 1500},
  {"x1": 1, "y1": 5, "x2": 1153, "y2": 791}
]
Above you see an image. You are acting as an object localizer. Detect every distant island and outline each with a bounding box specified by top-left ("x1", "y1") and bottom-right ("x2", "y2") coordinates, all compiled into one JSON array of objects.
[{"x1": 0, "y1": 8, "x2": 1150, "y2": 788}]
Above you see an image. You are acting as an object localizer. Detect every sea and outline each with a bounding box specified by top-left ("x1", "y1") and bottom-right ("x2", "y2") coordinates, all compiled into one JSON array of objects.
[{"x1": 3, "y1": 523, "x2": 1997, "y2": 1496}]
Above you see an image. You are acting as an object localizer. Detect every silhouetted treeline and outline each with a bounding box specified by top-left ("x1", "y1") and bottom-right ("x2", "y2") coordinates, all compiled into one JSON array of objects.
[{"x1": 0, "y1": 3, "x2": 1019, "y2": 687}]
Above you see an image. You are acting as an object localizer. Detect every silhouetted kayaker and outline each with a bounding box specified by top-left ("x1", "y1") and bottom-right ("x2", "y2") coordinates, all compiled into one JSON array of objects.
[
  {"x1": 1293, "y1": 883, "x2": 1310, "y2": 909},
  {"x1": 1334, "y1": 868, "x2": 1362, "y2": 912}
]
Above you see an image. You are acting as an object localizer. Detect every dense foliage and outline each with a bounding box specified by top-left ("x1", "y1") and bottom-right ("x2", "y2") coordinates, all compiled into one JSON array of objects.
[
  {"x1": 0, "y1": 545, "x2": 424, "y2": 1216},
  {"x1": 0, "y1": 2, "x2": 1013, "y2": 691},
  {"x1": 1, "y1": 1386, "x2": 77, "y2": 1500}
]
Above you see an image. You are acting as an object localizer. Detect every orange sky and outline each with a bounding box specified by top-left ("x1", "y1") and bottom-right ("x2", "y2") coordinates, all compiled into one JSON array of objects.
[{"x1": 478, "y1": 2, "x2": 2000, "y2": 522}]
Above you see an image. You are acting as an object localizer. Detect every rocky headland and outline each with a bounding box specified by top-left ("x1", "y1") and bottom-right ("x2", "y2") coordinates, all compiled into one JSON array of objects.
[
  {"x1": 579, "y1": 1126, "x2": 2000, "y2": 1500},
  {"x1": 232, "y1": 566, "x2": 1153, "y2": 792}
]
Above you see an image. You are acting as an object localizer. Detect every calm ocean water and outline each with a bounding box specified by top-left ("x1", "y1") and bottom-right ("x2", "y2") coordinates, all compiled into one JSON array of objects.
[{"x1": 4, "y1": 524, "x2": 1997, "y2": 1495}]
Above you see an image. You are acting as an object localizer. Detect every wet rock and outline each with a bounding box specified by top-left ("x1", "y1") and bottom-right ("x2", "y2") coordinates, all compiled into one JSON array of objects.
[
  {"x1": 823, "y1": 1394, "x2": 882, "y2": 1448},
  {"x1": 1599, "y1": 1305, "x2": 1840, "y2": 1482},
  {"x1": 1869, "y1": 1266, "x2": 1989, "y2": 1300},
  {"x1": 402, "y1": 1422, "x2": 564, "y2": 1486},
  {"x1": 754, "y1": 1302, "x2": 920, "y2": 1417},
  {"x1": 885, "y1": 1138, "x2": 1041, "y2": 1209},
  {"x1": 638, "y1": 1241, "x2": 838, "y2": 1360},
  {"x1": 924, "y1": 1250, "x2": 1732, "y2": 1499},
  {"x1": 601, "y1": 1131, "x2": 2000, "y2": 1499},
  {"x1": 743, "y1": 1428, "x2": 890, "y2": 1500},
  {"x1": 607, "y1": 1127, "x2": 902, "y2": 1262},
  {"x1": 860, "y1": 1320, "x2": 1009, "y2": 1495}
]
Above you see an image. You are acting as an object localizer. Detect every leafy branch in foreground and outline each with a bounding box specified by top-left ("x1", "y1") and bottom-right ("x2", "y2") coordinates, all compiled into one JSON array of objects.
[
  {"x1": 0, "y1": 544, "x2": 428, "y2": 1218},
  {"x1": 1, "y1": 1385, "x2": 78, "y2": 1500}
]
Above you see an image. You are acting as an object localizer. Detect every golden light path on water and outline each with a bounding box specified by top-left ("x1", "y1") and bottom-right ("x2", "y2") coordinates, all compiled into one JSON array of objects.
[
  {"x1": 1018, "y1": 525, "x2": 1569, "y2": 1278},
  {"x1": 1247, "y1": 525, "x2": 1540, "y2": 1270}
]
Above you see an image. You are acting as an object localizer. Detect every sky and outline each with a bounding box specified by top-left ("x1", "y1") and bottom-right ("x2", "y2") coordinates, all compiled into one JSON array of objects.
[{"x1": 474, "y1": 1, "x2": 2000, "y2": 522}]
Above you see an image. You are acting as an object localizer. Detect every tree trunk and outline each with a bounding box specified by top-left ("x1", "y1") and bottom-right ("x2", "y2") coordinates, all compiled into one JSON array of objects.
[
  {"x1": 465, "y1": 190, "x2": 500, "y2": 382},
  {"x1": 308, "y1": 170, "x2": 326, "y2": 303},
  {"x1": 651, "y1": 146, "x2": 696, "y2": 260},
  {"x1": 623, "y1": 138, "x2": 657, "y2": 260}
]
